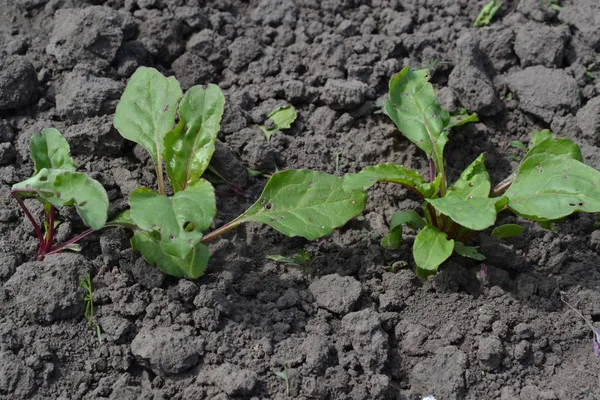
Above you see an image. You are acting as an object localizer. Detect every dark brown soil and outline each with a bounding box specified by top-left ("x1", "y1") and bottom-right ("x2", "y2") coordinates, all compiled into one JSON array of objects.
[{"x1": 1, "y1": 0, "x2": 600, "y2": 399}]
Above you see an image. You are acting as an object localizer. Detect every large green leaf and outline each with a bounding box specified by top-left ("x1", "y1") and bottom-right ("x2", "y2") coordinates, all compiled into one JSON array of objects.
[
  {"x1": 259, "y1": 105, "x2": 297, "y2": 142},
  {"x1": 12, "y1": 168, "x2": 108, "y2": 230},
  {"x1": 343, "y1": 163, "x2": 425, "y2": 193},
  {"x1": 128, "y1": 179, "x2": 216, "y2": 259},
  {"x1": 427, "y1": 194, "x2": 505, "y2": 231},
  {"x1": 113, "y1": 67, "x2": 182, "y2": 173},
  {"x1": 413, "y1": 225, "x2": 454, "y2": 279},
  {"x1": 383, "y1": 66, "x2": 448, "y2": 169},
  {"x1": 30, "y1": 128, "x2": 76, "y2": 173},
  {"x1": 381, "y1": 210, "x2": 426, "y2": 250},
  {"x1": 506, "y1": 153, "x2": 600, "y2": 221},
  {"x1": 236, "y1": 170, "x2": 366, "y2": 240},
  {"x1": 132, "y1": 231, "x2": 209, "y2": 279},
  {"x1": 448, "y1": 153, "x2": 490, "y2": 199},
  {"x1": 164, "y1": 84, "x2": 225, "y2": 192},
  {"x1": 524, "y1": 136, "x2": 583, "y2": 163}
]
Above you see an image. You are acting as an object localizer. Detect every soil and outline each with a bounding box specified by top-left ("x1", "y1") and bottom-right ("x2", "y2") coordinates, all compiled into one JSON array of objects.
[{"x1": 1, "y1": 0, "x2": 600, "y2": 399}]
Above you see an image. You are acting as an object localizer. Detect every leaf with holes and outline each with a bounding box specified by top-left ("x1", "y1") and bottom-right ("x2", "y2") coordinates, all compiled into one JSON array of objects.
[
  {"x1": 235, "y1": 170, "x2": 366, "y2": 240},
  {"x1": 30, "y1": 128, "x2": 76, "y2": 173},
  {"x1": 506, "y1": 153, "x2": 600, "y2": 221},
  {"x1": 259, "y1": 105, "x2": 297, "y2": 142},
  {"x1": 12, "y1": 168, "x2": 109, "y2": 229},
  {"x1": 164, "y1": 84, "x2": 225, "y2": 192},
  {"x1": 383, "y1": 66, "x2": 448, "y2": 170},
  {"x1": 448, "y1": 153, "x2": 491, "y2": 199},
  {"x1": 132, "y1": 231, "x2": 210, "y2": 279},
  {"x1": 128, "y1": 179, "x2": 216, "y2": 259}
]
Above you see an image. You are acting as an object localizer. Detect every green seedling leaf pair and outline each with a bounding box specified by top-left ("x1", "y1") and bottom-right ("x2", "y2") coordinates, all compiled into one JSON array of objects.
[
  {"x1": 11, "y1": 128, "x2": 109, "y2": 259},
  {"x1": 474, "y1": 0, "x2": 503, "y2": 27},
  {"x1": 352, "y1": 65, "x2": 600, "y2": 279},
  {"x1": 112, "y1": 67, "x2": 365, "y2": 279}
]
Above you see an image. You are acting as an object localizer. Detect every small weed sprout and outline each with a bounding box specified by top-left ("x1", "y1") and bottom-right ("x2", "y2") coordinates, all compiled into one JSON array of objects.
[
  {"x1": 81, "y1": 274, "x2": 102, "y2": 344},
  {"x1": 274, "y1": 362, "x2": 290, "y2": 396}
]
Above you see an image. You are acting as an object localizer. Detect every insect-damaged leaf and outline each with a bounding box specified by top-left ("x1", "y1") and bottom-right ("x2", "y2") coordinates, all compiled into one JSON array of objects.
[
  {"x1": 380, "y1": 210, "x2": 426, "y2": 250},
  {"x1": 30, "y1": 128, "x2": 76, "y2": 173},
  {"x1": 164, "y1": 84, "x2": 225, "y2": 192},
  {"x1": 12, "y1": 168, "x2": 109, "y2": 230},
  {"x1": 259, "y1": 105, "x2": 297, "y2": 142},
  {"x1": 128, "y1": 179, "x2": 216, "y2": 259},
  {"x1": 448, "y1": 153, "x2": 491, "y2": 199},
  {"x1": 343, "y1": 163, "x2": 425, "y2": 193},
  {"x1": 413, "y1": 225, "x2": 454, "y2": 280},
  {"x1": 506, "y1": 153, "x2": 600, "y2": 221},
  {"x1": 236, "y1": 170, "x2": 366, "y2": 240},
  {"x1": 131, "y1": 231, "x2": 209, "y2": 279},
  {"x1": 383, "y1": 66, "x2": 448, "y2": 166},
  {"x1": 113, "y1": 67, "x2": 182, "y2": 173}
]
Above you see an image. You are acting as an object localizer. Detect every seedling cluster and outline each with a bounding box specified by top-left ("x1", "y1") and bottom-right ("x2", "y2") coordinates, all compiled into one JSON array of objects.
[{"x1": 11, "y1": 65, "x2": 600, "y2": 284}]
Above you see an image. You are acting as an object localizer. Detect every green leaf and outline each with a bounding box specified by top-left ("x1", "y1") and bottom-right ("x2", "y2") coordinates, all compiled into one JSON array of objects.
[
  {"x1": 383, "y1": 66, "x2": 448, "y2": 169},
  {"x1": 413, "y1": 225, "x2": 454, "y2": 279},
  {"x1": 342, "y1": 163, "x2": 425, "y2": 193},
  {"x1": 506, "y1": 153, "x2": 600, "y2": 221},
  {"x1": 474, "y1": 0, "x2": 502, "y2": 27},
  {"x1": 129, "y1": 179, "x2": 216, "y2": 259},
  {"x1": 510, "y1": 140, "x2": 528, "y2": 152},
  {"x1": 30, "y1": 128, "x2": 76, "y2": 173},
  {"x1": 236, "y1": 170, "x2": 366, "y2": 240},
  {"x1": 164, "y1": 84, "x2": 225, "y2": 192},
  {"x1": 380, "y1": 210, "x2": 426, "y2": 250},
  {"x1": 448, "y1": 153, "x2": 490, "y2": 199},
  {"x1": 454, "y1": 241, "x2": 485, "y2": 260},
  {"x1": 524, "y1": 135, "x2": 583, "y2": 163},
  {"x1": 12, "y1": 169, "x2": 109, "y2": 230},
  {"x1": 446, "y1": 110, "x2": 479, "y2": 131},
  {"x1": 110, "y1": 210, "x2": 136, "y2": 227},
  {"x1": 491, "y1": 223, "x2": 524, "y2": 239},
  {"x1": 265, "y1": 254, "x2": 299, "y2": 265},
  {"x1": 529, "y1": 129, "x2": 552, "y2": 148},
  {"x1": 131, "y1": 231, "x2": 209, "y2": 279},
  {"x1": 113, "y1": 67, "x2": 182, "y2": 175},
  {"x1": 427, "y1": 194, "x2": 506, "y2": 231},
  {"x1": 259, "y1": 105, "x2": 297, "y2": 142}
]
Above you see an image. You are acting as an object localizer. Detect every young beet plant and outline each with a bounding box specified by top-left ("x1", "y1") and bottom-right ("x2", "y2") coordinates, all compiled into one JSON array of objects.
[
  {"x1": 109, "y1": 67, "x2": 366, "y2": 279},
  {"x1": 344, "y1": 66, "x2": 600, "y2": 279}
]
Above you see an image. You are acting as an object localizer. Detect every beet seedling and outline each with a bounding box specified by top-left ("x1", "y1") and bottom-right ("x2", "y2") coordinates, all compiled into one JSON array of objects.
[
  {"x1": 11, "y1": 128, "x2": 109, "y2": 259},
  {"x1": 112, "y1": 67, "x2": 366, "y2": 279},
  {"x1": 259, "y1": 104, "x2": 297, "y2": 143},
  {"x1": 81, "y1": 274, "x2": 102, "y2": 344},
  {"x1": 345, "y1": 66, "x2": 600, "y2": 279}
]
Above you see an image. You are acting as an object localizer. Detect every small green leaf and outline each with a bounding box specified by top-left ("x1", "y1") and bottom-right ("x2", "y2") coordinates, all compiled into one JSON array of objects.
[
  {"x1": 506, "y1": 153, "x2": 600, "y2": 221},
  {"x1": 413, "y1": 225, "x2": 454, "y2": 279},
  {"x1": 236, "y1": 170, "x2": 366, "y2": 240},
  {"x1": 259, "y1": 105, "x2": 297, "y2": 142},
  {"x1": 383, "y1": 66, "x2": 448, "y2": 170},
  {"x1": 474, "y1": 0, "x2": 502, "y2": 27},
  {"x1": 529, "y1": 129, "x2": 552, "y2": 148},
  {"x1": 164, "y1": 84, "x2": 225, "y2": 192},
  {"x1": 113, "y1": 67, "x2": 182, "y2": 174},
  {"x1": 510, "y1": 140, "x2": 528, "y2": 152},
  {"x1": 110, "y1": 210, "x2": 135, "y2": 227},
  {"x1": 342, "y1": 163, "x2": 425, "y2": 193},
  {"x1": 12, "y1": 169, "x2": 109, "y2": 230},
  {"x1": 129, "y1": 179, "x2": 216, "y2": 259},
  {"x1": 265, "y1": 254, "x2": 299, "y2": 265},
  {"x1": 427, "y1": 194, "x2": 505, "y2": 231},
  {"x1": 380, "y1": 210, "x2": 426, "y2": 250},
  {"x1": 274, "y1": 371, "x2": 287, "y2": 380},
  {"x1": 446, "y1": 110, "x2": 479, "y2": 130},
  {"x1": 131, "y1": 231, "x2": 209, "y2": 279},
  {"x1": 448, "y1": 153, "x2": 490, "y2": 199},
  {"x1": 454, "y1": 241, "x2": 485, "y2": 260},
  {"x1": 491, "y1": 223, "x2": 524, "y2": 239},
  {"x1": 30, "y1": 128, "x2": 76, "y2": 173}
]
